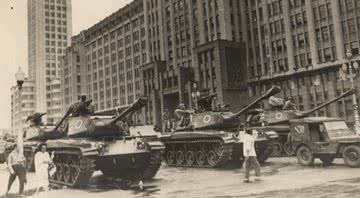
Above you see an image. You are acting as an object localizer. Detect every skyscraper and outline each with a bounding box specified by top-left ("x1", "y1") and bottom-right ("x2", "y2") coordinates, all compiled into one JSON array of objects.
[{"x1": 28, "y1": 0, "x2": 72, "y2": 124}]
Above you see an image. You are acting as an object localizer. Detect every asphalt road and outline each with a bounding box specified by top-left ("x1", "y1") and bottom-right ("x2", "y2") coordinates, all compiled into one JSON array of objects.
[{"x1": 1, "y1": 157, "x2": 360, "y2": 198}]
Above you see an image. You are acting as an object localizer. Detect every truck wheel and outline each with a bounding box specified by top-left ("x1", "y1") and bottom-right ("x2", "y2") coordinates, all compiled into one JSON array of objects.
[
  {"x1": 343, "y1": 145, "x2": 360, "y2": 167},
  {"x1": 296, "y1": 145, "x2": 314, "y2": 166},
  {"x1": 319, "y1": 155, "x2": 335, "y2": 166},
  {"x1": 283, "y1": 142, "x2": 295, "y2": 156}
]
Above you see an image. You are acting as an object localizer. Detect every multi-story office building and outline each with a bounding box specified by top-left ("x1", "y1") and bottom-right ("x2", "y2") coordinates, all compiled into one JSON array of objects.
[
  {"x1": 61, "y1": 34, "x2": 86, "y2": 113},
  {"x1": 28, "y1": 0, "x2": 72, "y2": 124},
  {"x1": 142, "y1": 0, "x2": 248, "y2": 125},
  {"x1": 63, "y1": 0, "x2": 247, "y2": 126},
  {"x1": 63, "y1": 0, "x2": 360, "y2": 127},
  {"x1": 11, "y1": 79, "x2": 36, "y2": 136},
  {"x1": 242, "y1": 0, "x2": 360, "y2": 123}
]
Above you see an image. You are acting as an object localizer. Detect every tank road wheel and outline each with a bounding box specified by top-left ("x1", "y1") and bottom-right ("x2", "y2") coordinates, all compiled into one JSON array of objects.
[
  {"x1": 215, "y1": 145, "x2": 224, "y2": 156},
  {"x1": 63, "y1": 164, "x2": 71, "y2": 183},
  {"x1": 296, "y1": 145, "x2": 314, "y2": 166},
  {"x1": 207, "y1": 151, "x2": 218, "y2": 167},
  {"x1": 319, "y1": 155, "x2": 335, "y2": 166},
  {"x1": 343, "y1": 145, "x2": 360, "y2": 167},
  {"x1": 270, "y1": 142, "x2": 283, "y2": 157},
  {"x1": 185, "y1": 151, "x2": 195, "y2": 166},
  {"x1": 176, "y1": 151, "x2": 185, "y2": 165},
  {"x1": 70, "y1": 160, "x2": 80, "y2": 183},
  {"x1": 54, "y1": 163, "x2": 63, "y2": 181},
  {"x1": 166, "y1": 151, "x2": 176, "y2": 165},
  {"x1": 196, "y1": 151, "x2": 206, "y2": 166}
]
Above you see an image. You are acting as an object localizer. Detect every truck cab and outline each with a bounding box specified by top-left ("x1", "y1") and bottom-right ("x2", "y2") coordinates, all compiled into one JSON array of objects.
[{"x1": 290, "y1": 117, "x2": 360, "y2": 167}]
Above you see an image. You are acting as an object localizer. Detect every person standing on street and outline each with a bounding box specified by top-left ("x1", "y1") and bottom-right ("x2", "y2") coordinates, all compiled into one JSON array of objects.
[
  {"x1": 34, "y1": 143, "x2": 53, "y2": 195},
  {"x1": 6, "y1": 144, "x2": 27, "y2": 196},
  {"x1": 243, "y1": 128, "x2": 261, "y2": 183}
]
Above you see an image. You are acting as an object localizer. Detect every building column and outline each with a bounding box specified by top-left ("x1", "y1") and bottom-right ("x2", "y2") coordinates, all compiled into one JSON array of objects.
[
  {"x1": 255, "y1": 0, "x2": 265, "y2": 75},
  {"x1": 218, "y1": 0, "x2": 232, "y2": 40},
  {"x1": 282, "y1": 0, "x2": 295, "y2": 72},
  {"x1": 331, "y1": 0, "x2": 345, "y2": 60},
  {"x1": 305, "y1": 0, "x2": 319, "y2": 65}
]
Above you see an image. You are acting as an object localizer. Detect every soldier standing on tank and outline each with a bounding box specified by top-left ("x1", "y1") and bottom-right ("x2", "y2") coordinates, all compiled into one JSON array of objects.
[
  {"x1": 243, "y1": 128, "x2": 261, "y2": 183},
  {"x1": 162, "y1": 109, "x2": 171, "y2": 132},
  {"x1": 283, "y1": 96, "x2": 297, "y2": 110},
  {"x1": 175, "y1": 103, "x2": 193, "y2": 127}
]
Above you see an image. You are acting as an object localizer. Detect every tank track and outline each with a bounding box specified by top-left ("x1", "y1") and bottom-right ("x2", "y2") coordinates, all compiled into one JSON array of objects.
[
  {"x1": 142, "y1": 150, "x2": 163, "y2": 180},
  {"x1": 49, "y1": 152, "x2": 95, "y2": 188},
  {"x1": 164, "y1": 139, "x2": 233, "y2": 168}
]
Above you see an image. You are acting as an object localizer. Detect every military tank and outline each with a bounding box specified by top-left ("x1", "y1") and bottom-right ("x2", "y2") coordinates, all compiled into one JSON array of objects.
[
  {"x1": 23, "y1": 113, "x2": 64, "y2": 171},
  {"x1": 46, "y1": 97, "x2": 164, "y2": 188},
  {"x1": 161, "y1": 87, "x2": 281, "y2": 168},
  {"x1": 246, "y1": 88, "x2": 355, "y2": 156}
]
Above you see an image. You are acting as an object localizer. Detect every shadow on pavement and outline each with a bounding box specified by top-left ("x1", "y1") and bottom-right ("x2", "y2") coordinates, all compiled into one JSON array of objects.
[{"x1": 0, "y1": 188, "x2": 37, "y2": 198}]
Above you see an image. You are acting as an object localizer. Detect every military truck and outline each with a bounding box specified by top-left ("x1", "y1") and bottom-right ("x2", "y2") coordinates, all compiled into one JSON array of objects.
[
  {"x1": 289, "y1": 117, "x2": 360, "y2": 167},
  {"x1": 246, "y1": 89, "x2": 355, "y2": 156}
]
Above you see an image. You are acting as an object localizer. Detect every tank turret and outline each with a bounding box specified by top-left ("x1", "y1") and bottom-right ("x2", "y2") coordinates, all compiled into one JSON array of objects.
[
  {"x1": 24, "y1": 113, "x2": 64, "y2": 141},
  {"x1": 62, "y1": 97, "x2": 147, "y2": 137},
  {"x1": 177, "y1": 86, "x2": 281, "y2": 131},
  {"x1": 247, "y1": 88, "x2": 355, "y2": 126}
]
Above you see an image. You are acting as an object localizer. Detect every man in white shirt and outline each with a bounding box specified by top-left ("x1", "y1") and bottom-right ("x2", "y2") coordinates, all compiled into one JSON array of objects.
[{"x1": 243, "y1": 128, "x2": 261, "y2": 183}]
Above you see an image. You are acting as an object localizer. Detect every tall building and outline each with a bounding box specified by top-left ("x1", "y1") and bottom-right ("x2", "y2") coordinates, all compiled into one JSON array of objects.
[
  {"x1": 61, "y1": 33, "x2": 87, "y2": 113},
  {"x1": 62, "y1": 0, "x2": 247, "y2": 127},
  {"x1": 28, "y1": 0, "x2": 72, "y2": 124},
  {"x1": 11, "y1": 79, "x2": 36, "y2": 136},
  {"x1": 62, "y1": 0, "x2": 360, "y2": 128},
  {"x1": 241, "y1": 0, "x2": 360, "y2": 123}
]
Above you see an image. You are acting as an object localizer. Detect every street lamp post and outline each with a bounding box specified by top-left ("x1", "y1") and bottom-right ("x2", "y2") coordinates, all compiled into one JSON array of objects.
[
  {"x1": 344, "y1": 50, "x2": 360, "y2": 135},
  {"x1": 15, "y1": 67, "x2": 25, "y2": 152}
]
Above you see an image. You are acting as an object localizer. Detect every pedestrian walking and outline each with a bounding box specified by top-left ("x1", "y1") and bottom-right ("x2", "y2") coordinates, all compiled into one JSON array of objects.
[
  {"x1": 34, "y1": 143, "x2": 53, "y2": 195},
  {"x1": 243, "y1": 128, "x2": 261, "y2": 183},
  {"x1": 5, "y1": 144, "x2": 27, "y2": 197}
]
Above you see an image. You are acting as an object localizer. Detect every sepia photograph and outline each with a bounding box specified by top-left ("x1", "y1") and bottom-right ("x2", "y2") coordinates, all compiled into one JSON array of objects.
[{"x1": 1, "y1": 0, "x2": 360, "y2": 197}]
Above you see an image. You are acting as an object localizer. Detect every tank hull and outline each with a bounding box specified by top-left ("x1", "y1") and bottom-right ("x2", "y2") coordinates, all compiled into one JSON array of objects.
[
  {"x1": 46, "y1": 136, "x2": 164, "y2": 188},
  {"x1": 161, "y1": 130, "x2": 273, "y2": 168},
  {"x1": 161, "y1": 131, "x2": 239, "y2": 168}
]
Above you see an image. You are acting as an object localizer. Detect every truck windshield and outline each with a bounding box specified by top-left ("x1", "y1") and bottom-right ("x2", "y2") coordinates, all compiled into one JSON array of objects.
[{"x1": 324, "y1": 121, "x2": 355, "y2": 138}]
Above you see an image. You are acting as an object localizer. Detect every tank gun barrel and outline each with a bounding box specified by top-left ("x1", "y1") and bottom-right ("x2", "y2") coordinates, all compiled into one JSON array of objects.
[
  {"x1": 269, "y1": 88, "x2": 355, "y2": 125},
  {"x1": 53, "y1": 99, "x2": 93, "y2": 132},
  {"x1": 231, "y1": 86, "x2": 281, "y2": 118},
  {"x1": 53, "y1": 108, "x2": 71, "y2": 132},
  {"x1": 109, "y1": 97, "x2": 148, "y2": 125},
  {"x1": 298, "y1": 88, "x2": 355, "y2": 118}
]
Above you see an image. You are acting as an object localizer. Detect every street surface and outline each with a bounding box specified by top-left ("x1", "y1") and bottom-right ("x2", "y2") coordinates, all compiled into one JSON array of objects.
[{"x1": 1, "y1": 157, "x2": 360, "y2": 198}]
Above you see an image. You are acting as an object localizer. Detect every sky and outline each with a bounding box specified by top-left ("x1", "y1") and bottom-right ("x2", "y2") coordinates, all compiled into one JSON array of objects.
[{"x1": 0, "y1": 0, "x2": 132, "y2": 129}]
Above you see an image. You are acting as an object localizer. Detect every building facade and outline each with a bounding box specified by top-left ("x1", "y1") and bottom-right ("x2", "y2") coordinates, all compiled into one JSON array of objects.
[
  {"x1": 28, "y1": 0, "x2": 72, "y2": 124},
  {"x1": 242, "y1": 0, "x2": 360, "y2": 123},
  {"x1": 62, "y1": 0, "x2": 248, "y2": 127},
  {"x1": 11, "y1": 79, "x2": 36, "y2": 136},
  {"x1": 63, "y1": 0, "x2": 360, "y2": 128},
  {"x1": 61, "y1": 34, "x2": 87, "y2": 113}
]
